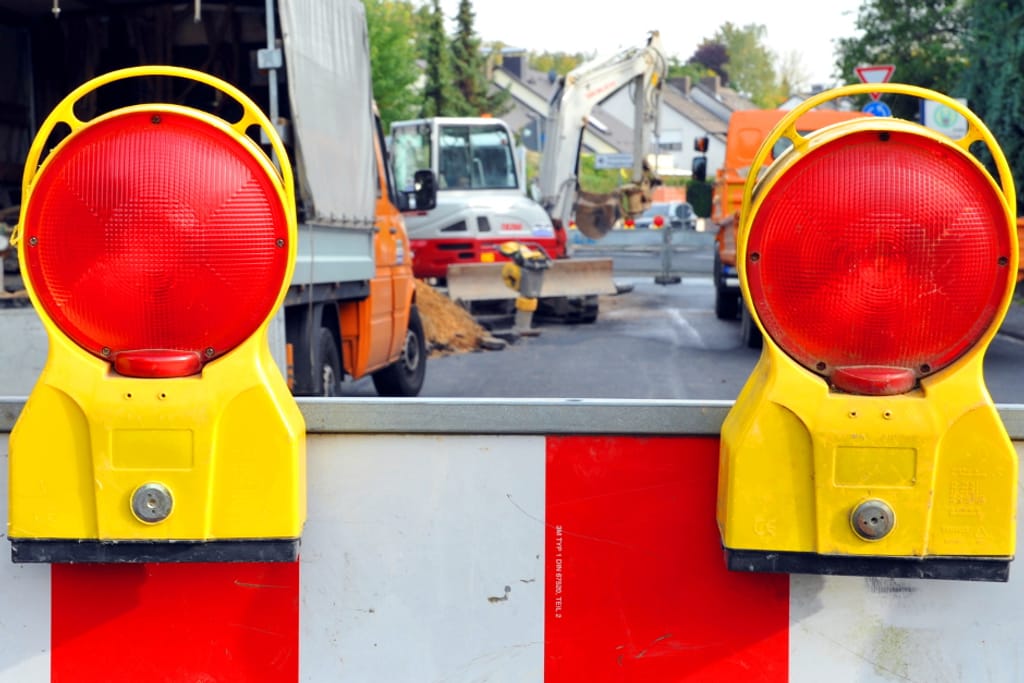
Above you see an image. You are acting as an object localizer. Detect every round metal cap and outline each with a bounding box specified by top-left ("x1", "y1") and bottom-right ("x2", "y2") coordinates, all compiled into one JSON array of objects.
[
  {"x1": 131, "y1": 482, "x2": 173, "y2": 523},
  {"x1": 851, "y1": 499, "x2": 895, "y2": 540}
]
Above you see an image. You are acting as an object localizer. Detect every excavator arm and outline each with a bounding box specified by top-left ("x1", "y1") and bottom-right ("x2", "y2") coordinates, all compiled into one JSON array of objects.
[{"x1": 538, "y1": 31, "x2": 667, "y2": 239}]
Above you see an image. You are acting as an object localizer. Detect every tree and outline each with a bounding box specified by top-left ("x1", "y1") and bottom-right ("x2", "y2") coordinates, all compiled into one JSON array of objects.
[
  {"x1": 667, "y1": 55, "x2": 708, "y2": 84},
  {"x1": 363, "y1": 0, "x2": 421, "y2": 130},
  {"x1": 688, "y1": 40, "x2": 729, "y2": 85},
  {"x1": 773, "y1": 49, "x2": 811, "y2": 100},
  {"x1": 449, "y1": 0, "x2": 509, "y2": 116},
  {"x1": 715, "y1": 23, "x2": 778, "y2": 107},
  {"x1": 418, "y1": 0, "x2": 460, "y2": 117},
  {"x1": 529, "y1": 51, "x2": 586, "y2": 78},
  {"x1": 960, "y1": 2, "x2": 1024, "y2": 215},
  {"x1": 834, "y1": 0, "x2": 970, "y2": 119}
]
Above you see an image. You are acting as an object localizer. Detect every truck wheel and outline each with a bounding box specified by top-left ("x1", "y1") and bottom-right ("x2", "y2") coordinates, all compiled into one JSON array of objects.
[
  {"x1": 715, "y1": 285, "x2": 740, "y2": 320},
  {"x1": 740, "y1": 304, "x2": 763, "y2": 350},
  {"x1": 713, "y1": 252, "x2": 740, "y2": 320},
  {"x1": 372, "y1": 306, "x2": 427, "y2": 397},
  {"x1": 313, "y1": 326, "x2": 342, "y2": 397}
]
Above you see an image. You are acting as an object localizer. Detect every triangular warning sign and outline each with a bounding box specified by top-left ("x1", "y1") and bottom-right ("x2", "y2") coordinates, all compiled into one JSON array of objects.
[{"x1": 855, "y1": 65, "x2": 895, "y2": 100}]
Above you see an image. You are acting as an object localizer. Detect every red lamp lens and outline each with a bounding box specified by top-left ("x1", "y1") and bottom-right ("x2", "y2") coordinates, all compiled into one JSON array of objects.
[
  {"x1": 23, "y1": 110, "x2": 289, "y2": 377},
  {"x1": 747, "y1": 129, "x2": 1012, "y2": 394}
]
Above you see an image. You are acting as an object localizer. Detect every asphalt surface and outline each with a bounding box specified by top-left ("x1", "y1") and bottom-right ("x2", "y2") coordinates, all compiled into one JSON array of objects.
[{"x1": 1000, "y1": 295, "x2": 1024, "y2": 341}]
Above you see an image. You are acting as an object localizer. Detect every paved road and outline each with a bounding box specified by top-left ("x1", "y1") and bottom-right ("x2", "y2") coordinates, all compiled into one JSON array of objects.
[
  {"x1": 403, "y1": 276, "x2": 757, "y2": 400},
  {"x1": 347, "y1": 274, "x2": 1024, "y2": 403},
  {"x1": 5, "y1": 224, "x2": 1024, "y2": 403}
]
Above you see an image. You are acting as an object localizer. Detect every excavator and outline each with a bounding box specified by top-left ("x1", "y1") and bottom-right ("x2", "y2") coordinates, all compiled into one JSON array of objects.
[
  {"x1": 390, "y1": 32, "x2": 668, "y2": 324},
  {"x1": 538, "y1": 31, "x2": 668, "y2": 240}
]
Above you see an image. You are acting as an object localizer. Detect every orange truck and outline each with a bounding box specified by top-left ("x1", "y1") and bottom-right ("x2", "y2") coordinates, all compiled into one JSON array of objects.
[
  {"x1": 711, "y1": 108, "x2": 866, "y2": 345},
  {"x1": 0, "y1": 0, "x2": 433, "y2": 397}
]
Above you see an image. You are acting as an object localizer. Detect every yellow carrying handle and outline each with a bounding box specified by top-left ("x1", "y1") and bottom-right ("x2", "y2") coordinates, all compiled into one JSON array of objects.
[
  {"x1": 739, "y1": 82, "x2": 1017, "y2": 223},
  {"x1": 14, "y1": 65, "x2": 294, "y2": 247}
]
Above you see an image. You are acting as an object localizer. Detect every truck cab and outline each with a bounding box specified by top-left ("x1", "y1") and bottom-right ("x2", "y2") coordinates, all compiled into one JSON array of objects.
[
  {"x1": 390, "y1": 116, "x2": 561, "y2": 282},
  {"x1": 329, "y1": 112, "x2": 425, "y2": 396},
  {"x1": 711, "y1": 108, "x2": 866, "y2": 346}
]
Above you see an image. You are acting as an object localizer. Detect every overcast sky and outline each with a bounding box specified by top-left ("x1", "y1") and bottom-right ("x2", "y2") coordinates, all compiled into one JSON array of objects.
[{"x1": 441, "y1": 0, "x2": 864, "y2": 87}]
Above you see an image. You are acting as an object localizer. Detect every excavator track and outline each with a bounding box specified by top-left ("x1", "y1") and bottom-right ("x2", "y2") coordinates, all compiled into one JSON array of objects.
[{"x1": 536, "y1": 295, "x2": 600, "y2": 324}]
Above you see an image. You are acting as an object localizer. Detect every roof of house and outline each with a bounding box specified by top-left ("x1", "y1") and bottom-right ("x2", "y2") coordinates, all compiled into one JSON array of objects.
[
  {"x1": 693, "y1": 76, "x2": 755, "y2": 113},
  {"x1": 493, "y1": 60, "x2": 635, "y2": 154},
  {"x1": 661, "y1": 84, "x2": 730, "y2": 138},
  {"x1": 491, "y1": 50, "x2": 756, "y2": 154}
]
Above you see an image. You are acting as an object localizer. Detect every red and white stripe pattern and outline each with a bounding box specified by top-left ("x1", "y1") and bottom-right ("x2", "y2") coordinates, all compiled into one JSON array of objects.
[{"x1": 3, "y1": 434, "x2": 1023, "y2": 681}]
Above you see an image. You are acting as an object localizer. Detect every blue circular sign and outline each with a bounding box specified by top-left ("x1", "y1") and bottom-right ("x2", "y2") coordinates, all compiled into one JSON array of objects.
[{"x1": 862, "y1": 101, "x2": 892, "y2": 117}]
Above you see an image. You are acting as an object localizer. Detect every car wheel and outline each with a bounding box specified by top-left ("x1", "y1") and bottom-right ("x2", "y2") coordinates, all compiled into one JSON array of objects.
[{"x1": 372, "y1": 306, "x2": 427, "y2": 397}]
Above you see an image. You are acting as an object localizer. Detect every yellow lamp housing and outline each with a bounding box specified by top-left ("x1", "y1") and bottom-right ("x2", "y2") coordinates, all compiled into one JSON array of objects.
[
  {"x1": 8, "y1": 67, "x2": 306, "y2": 563},
  {"x1": 717, "y1": 84, "x2": 1019, "y2": 582}
]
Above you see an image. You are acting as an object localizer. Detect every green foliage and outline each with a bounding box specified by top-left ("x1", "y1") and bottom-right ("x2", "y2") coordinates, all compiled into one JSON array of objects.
[
  {"x1": 715, "y1": 23, "x2": 778, "y2": 107},
  {"x1": 834, "y1": 0, "x2": 969, "y2": 119},
  {"x1": 577, "y1": 155, "x2": 622, "y2": 194},
  {"x1": 449, "y1": 0, "x2": 510, "y2": 116},
  {"x1": 689, "y1": 41, "x2": 729, "y2": 84},
  {"x1": 960, "y1": 2, "x2": 1024, "y2": 215},
  {"x1": 529, "y1": 51, "x2": 586, "y2": 78},
  {"x1": 774, "y1": 50, "x2": 811, "y2": 101},
  {"x1": 667, "y1": 55, "x2": 709, "y2": 83},
  {"x1": 687, "y1": 181, "x2": 713, "y2": 218},
  {"x1": 363, "y1": 0, "x2": 421, "y2": 130},
  {"x1": 418, "y1": 0, "x2": 460, "y2": 117},
  {"x1": 523, "y1": 149, "x2": 621, "y2": 195},
  {"x1": 411, "y1": 2, "x2": 434, "y2": 54}
]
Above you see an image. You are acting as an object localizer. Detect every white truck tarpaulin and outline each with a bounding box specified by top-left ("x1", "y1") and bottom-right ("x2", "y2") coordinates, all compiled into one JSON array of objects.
[{"x1": 279, "y1": 0, "x2": 376, "y2": 228}]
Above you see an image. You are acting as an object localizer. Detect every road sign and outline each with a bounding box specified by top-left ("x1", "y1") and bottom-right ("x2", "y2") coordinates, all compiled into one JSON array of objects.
[
  {"x1": 862, "y1": 100, "x2": 892, "y2": 117},
  {"x1": 854, "y1": 64, "x2": 895, "y2": 100},
  {"x1": 922, "y1": 98, "x2": 968, "y2": 139},
  {"x1": 594, "y1": 153, "x2": 633, "y2": 170}
]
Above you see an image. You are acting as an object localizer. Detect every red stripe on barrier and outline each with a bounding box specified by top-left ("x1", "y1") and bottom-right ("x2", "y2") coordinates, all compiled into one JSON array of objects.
[
  {"x1": 545, "y1": 436, "x2": 789, "y2": 682},
  {"x1": 52, "y1": 562, "x2": 299, "y2": 683}
]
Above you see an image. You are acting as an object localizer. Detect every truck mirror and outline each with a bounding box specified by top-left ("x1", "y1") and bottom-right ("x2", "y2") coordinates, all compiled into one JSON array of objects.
[{"x1": 413, "y1": 169, "x2": 437, "y2": 210}]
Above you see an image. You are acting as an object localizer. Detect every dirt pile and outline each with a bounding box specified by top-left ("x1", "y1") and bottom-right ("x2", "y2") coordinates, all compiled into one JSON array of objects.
[{"x1": 415, "y1": 279, "x2": 489, "y2": 357}]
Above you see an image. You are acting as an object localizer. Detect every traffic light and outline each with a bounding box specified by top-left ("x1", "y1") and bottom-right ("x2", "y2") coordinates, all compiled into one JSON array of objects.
[
  {"x1": 717, "y1": 83, "x2": 1018, "y2": 581},
  {"x1": 692, "y1": 136, "x2": 709, "y2": 183},
  {"x1": 8, "y1": 66, "x2": 306, "y2": 563},
  {"x1": 691, "y1": 155, "x2": 708, "y2": 183}
]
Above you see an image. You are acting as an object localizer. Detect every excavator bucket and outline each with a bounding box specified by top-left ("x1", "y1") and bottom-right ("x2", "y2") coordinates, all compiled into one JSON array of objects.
[
  {"x1": 446, "y1": 258, "x2": 617, "y2": 303},
  {"x1": 573, "y1": 190, "x2": 620, "y2": 239},
  {"x1": 574, "y1": 181, "x2": 657, "y2": 240}
]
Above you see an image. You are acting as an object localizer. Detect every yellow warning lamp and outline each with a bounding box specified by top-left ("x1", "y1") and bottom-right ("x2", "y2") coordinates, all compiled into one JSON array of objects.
[
  {"x1": 7, "y1": 66, "x2": 305, "y2": 563},
  {"x1": 718, "y1": 83, "x2": 1018, "y2": 582}
]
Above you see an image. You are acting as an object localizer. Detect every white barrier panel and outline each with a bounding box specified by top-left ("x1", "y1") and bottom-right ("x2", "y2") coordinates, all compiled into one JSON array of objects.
[{"x1": 2, "y1": 400, "x2": 1023, "y2": 682}]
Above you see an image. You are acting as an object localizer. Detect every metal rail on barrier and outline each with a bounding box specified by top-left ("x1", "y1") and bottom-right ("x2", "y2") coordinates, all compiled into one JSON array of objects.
[{"x1": 2, "y1": 397, "x2": 1023, "y2": 438}]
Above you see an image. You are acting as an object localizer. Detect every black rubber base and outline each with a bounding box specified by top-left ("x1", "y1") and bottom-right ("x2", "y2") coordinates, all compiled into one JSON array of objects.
[
  {"x1": 10, "y1": 538, "x2": 300, "y2": 564},
  {"x1": 726, "y1": 548, "x2": 1011, "y2": 582}
]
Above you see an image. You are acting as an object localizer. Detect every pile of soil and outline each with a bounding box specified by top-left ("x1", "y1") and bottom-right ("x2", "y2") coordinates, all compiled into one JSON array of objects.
[{"x1": 414, "y1": 279, "x2": 489, "y2": 357}]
